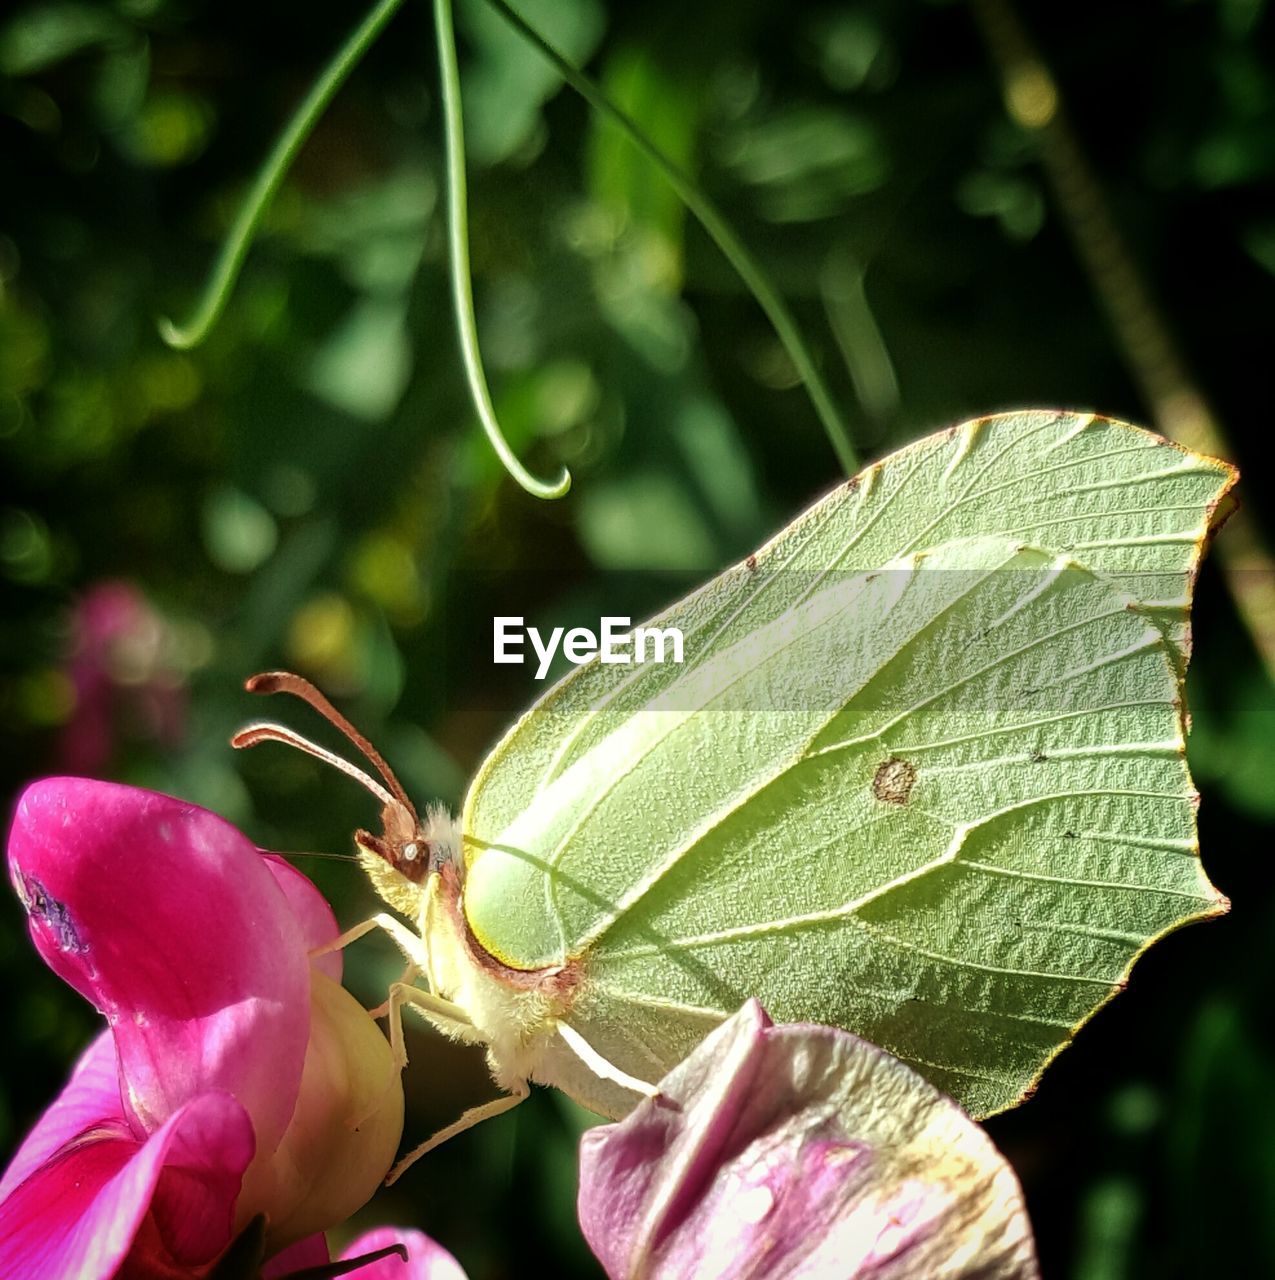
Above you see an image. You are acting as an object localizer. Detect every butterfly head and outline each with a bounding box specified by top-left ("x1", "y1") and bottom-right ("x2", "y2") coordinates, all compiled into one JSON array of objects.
[
  {"x1": 231, "y1": 671, "x2": 457, "y2": 911},
  {"x1": 352, "y1": 800, "x2": 457, "y2": 887}
]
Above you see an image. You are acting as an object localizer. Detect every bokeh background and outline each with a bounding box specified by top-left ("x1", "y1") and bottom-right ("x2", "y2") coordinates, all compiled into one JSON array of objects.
[{"x1": 2, "y1": 0, "x2": 1274, "y2": 1275}]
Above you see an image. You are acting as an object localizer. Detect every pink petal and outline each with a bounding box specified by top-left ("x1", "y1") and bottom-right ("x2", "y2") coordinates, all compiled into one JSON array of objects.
[
  {"x1": 148, "y1": 1095, "x2": 258, "y2": 1263},
  {"x1": 262, "y1": 1233, "x2": 331, "y2": 1277},
  {"x1": 338, "y1": 1227, "x2": 468, "y2": 1279},
  {"x1": 262, "y1": 854, "x2": 342, "y2": 982},
  {"x1": 8, "y1": 779, "x2": 311, "y2": 1154},
  {"x1": 0, "y1": 1031, "x2": 123, "y2": 1199},
  {"x1": 0, "y1": 1090, "x2": 254, "y2": 1280},
  {"x1": 578, "y1": 1001, "x2": 1040, "y2": 1280}
]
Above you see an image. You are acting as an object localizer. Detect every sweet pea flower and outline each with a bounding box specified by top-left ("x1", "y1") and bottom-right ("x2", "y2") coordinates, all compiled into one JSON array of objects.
[
  {"x1": 58, "y1": 581, "x2": 188, "y2": 774},
  {"x1": 288, "y1": 998, "x2": 1040, "y2": 1280},
  {"x1": 0, "y1": 779, "x2": 404, "y2": 1278},
  {"x1": 578, "y1": 1000, "x2": 1040, "y2": 1280}
]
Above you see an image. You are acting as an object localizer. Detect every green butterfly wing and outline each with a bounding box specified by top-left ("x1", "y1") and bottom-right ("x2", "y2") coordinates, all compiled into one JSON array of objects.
[{"x1": 461, "y1": 411, "x2": 1235, "y2": 1116}]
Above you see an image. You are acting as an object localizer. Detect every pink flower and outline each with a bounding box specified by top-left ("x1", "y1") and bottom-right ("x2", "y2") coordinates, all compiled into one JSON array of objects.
[
  {"x1": 578, "y1": 1000, "x2": 1040, "y2": 1280},
  {"x1": 0, "y1": 779, "x2": 404, "y2": 1278},
  {"x1": 58, "y1": 581, "x2": 187, "y2": 774}
]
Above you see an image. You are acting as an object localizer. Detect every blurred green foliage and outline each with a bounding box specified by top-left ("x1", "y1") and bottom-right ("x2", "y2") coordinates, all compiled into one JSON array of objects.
[{"x1": 2, "y1": 0, "x2": 1273, "y2": 1276}]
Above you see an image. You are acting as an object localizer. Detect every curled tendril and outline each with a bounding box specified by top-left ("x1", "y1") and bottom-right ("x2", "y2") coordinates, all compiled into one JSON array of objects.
[
  {"x1": 159, "y1": 0, "x2": 407, "y2": 351},
  {"x1": 477, "y1": 0, "x2": 859, "y2": 474},
  {"x1": 159, "y1": 0, "x2": 855, "y2": 499},
  {"x1": 434, "y1": 0, "x2": 571, "y2": 499}
]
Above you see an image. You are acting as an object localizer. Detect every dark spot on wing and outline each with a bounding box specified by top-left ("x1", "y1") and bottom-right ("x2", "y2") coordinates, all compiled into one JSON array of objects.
[{"x1": 872, "y1": 757, "x2": 917, "y2": 806}]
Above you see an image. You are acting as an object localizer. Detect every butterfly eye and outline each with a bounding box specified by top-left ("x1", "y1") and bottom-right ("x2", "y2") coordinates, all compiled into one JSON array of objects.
[{"x1": 389, "y1": 837, "x2": 430, "y2": 884}]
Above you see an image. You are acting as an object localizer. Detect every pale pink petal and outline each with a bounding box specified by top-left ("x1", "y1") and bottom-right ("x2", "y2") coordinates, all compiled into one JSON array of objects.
[
  {"x1": 0, "y1": 1090, "x2": 254, "y2": 1280},
  {"x1": 338, "y1": 1227, "x2": 468, "y2": 1279},
  {"x1": 0, "y1": 1031, "x2": 122, "y2": 1199},
  {"x1": 262, "y1": 854, "x2": 342, "y2": 982},
  {"x1": 8, "y1": 779, "x2": 310, "y2": 1153},
  {"x1": 262, "y1": 1233, "x2": 331, "y2": 1276},
  {"x1": 578, "y1": 1001, "x2": 1039, "y2": 1280}
]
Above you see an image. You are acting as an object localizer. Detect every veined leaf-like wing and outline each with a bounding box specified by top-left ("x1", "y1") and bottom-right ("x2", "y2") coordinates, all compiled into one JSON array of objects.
[{"x1": 462, "y1": 414, "x2": 1234, "y2": 1117}]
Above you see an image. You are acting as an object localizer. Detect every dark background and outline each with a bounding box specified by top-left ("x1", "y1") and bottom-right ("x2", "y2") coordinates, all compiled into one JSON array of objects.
[{"x1": 2, "y1": 0, "x2": 1274, "y2": 1275}]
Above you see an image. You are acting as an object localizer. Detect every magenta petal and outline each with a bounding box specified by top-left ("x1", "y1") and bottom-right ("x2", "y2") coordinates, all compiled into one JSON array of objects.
[
  {"x1": 578, "y1": 1001, "x2": 1040, "y2": 1280},
  {"x1": 338, "y1": 1227, "x2": 468, "y2": 1279},
  {"x1": 0, "y1": 1127, "x2": 135, "y2": 1280},
  {"x1": 8, "y1": 779, "x2": 311, "y2": 1152},
  {"x1": 0, "y1": 1089, "x2": 254, "y2": 1280},
  {"x1": 0, "y1": 1031, "x2": 123, "y2": 1199},
  {"x1": 147, "y1": 1093, "x2": 258, "y2": 1263},
  {"x1": 262, "y1": 854, "x2": 342, "y2": 982}
]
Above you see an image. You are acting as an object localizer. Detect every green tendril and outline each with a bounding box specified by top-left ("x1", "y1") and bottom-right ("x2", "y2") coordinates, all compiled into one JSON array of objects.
[
  {"x1": 478, "y1": 0, "x2": 859, "y2": 474},
  {"x1": 434, "y1": 0, "x2": 571, "y2": 499},
  {"x1": 160, "y1": 0, "x2": 846, "y2": 494},
  {"x1": 158, "y1": 0, "x2": 407, "y2": 350}
]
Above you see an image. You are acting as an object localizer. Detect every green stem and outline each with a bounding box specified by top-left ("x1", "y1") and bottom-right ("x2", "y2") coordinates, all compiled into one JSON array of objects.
[
  {"x1": 972, "y1": 0, "x2": 1275, "y2": 681},
  {"x1": 434, "y1": 0, "x2": 570, "y2": 498},
  {"x1": 158, "y1": 0, "x2": 406, "y2": 349},
  {"x1": 477, "y1": 0, "x2": 859, "y2": 474}
]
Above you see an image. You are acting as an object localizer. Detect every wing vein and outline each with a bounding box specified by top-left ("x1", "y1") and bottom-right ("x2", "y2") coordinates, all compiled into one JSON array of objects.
[
  {"x1": 811, "y1": 603, "x2": 1143, "y2": 758},
  {"x1": 571, "y1": 557, "x2": 1014, "y2": 947},
  {"x1": 891, "y1": 700, "x2": 1172, "y2": 754},
  {"x1": 957, "y1": 858, "x2": 1209, "y2": 901}
]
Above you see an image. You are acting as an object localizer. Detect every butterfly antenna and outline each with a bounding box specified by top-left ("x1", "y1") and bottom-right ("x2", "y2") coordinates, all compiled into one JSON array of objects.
[
  {"x1": 242, "y1": 671, "x2": 418, "y2": 819},
  {"x1": 232, "y1": 722, "x2": 398, "y2": 811}
]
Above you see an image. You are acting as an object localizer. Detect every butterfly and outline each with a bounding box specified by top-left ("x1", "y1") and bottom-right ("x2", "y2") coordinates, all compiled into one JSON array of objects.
[{"x1": 235, "y1": 409, "x2": 1235, "y2": 1179}]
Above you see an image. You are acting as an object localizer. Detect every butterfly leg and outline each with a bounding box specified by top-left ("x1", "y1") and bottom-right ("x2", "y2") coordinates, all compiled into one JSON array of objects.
[
  {"x1": 556, "y1": 1020, "x2": 661, "y2": 1099},
  {"x1": 384, "y1": 1081, "x2": 530, "y2": 1185},
  {"x1": 348, "y1": 980, "x2": 475, "y2": 1132},
  {"x1": 311, "y1": 911, "x2": 429, "y2": 970},
  {"x1": 383, "y1": 980, "x2": 473, "y2": 1072},
  {"x1": 366, "y1": 963, "x2": 418, "y2": 1019}
]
